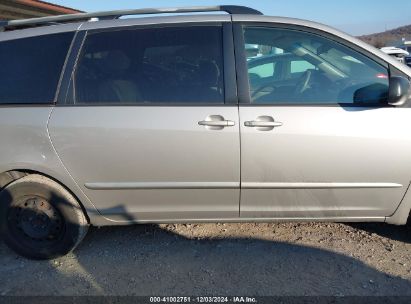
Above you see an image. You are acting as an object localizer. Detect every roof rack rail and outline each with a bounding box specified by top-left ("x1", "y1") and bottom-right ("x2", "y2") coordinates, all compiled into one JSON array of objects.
[{"x1": 0, "y1": 5, "x2": 262, "y2": 31}]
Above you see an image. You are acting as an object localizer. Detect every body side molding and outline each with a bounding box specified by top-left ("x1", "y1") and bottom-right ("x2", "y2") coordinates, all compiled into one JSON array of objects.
[{"x1": 85, "y1": 181, "x2": 402, "y2": 190}]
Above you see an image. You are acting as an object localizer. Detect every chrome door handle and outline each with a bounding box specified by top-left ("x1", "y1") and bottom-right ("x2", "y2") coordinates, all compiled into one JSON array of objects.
[
  {"x1": 244, "y1": 121, "x2": 283, "y2": 127},
  {"x1": 198, "y1": 115, "x2": 235, "y2": 130},
  {"x1": 244, "y1": 116, "x2": 282, "y2": 131},
  {"x1": 198, "y1": 120, "x2": 235, "y2": 127}
]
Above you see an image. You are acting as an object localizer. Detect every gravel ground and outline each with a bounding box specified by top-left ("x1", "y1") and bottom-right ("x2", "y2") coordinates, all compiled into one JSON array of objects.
[{"x1": 1, "y1": 222, "x2": 411, "y2": 296}]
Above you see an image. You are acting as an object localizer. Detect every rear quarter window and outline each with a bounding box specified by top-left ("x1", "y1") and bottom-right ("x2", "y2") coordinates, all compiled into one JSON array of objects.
[{"x1": 0, "y1": 32, "x2": 74, "y2": 104}]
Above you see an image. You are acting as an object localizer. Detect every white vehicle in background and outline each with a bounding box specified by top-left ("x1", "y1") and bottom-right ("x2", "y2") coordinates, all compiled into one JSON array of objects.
[{"x1": 380, "y1": 46, "x2": 409, "y2": 63}]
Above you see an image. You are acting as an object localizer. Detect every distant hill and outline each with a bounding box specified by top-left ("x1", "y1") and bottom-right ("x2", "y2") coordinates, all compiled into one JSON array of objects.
[{"x1": 359, "y1": 24, "x2": 411, "y2": 47}]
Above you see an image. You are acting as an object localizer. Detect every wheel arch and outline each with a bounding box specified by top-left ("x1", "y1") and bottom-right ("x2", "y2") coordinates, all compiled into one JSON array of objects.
[
  {"x1": 0, "y1": 170, "x2": 28, "y2": 189},
  {"x1": 0, "y1": 168, "x2": 92, "y2": 224},
  {"x1": 386, "y1": 181, "x2": 411, "y2": 225}
]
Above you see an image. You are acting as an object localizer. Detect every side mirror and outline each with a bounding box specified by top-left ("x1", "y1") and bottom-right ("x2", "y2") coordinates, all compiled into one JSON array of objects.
[{"x1": 388, "y1": 76, "x2": 411, "y2": 106}]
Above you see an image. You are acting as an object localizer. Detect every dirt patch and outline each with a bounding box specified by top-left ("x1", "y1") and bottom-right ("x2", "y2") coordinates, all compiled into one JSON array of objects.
[{"x1": 1, "y1": 222, "x2": 411, "y2": 296}]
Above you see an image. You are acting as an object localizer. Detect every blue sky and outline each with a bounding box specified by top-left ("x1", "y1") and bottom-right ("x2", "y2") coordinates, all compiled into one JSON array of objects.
[{"x1": 52, "y1": 0, "x2": 411, "y2": 36}]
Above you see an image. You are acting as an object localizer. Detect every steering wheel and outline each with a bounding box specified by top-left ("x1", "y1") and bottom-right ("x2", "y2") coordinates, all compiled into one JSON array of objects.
[{"x1": 294, "y1": 70, "x2": 313, "y2": 95}]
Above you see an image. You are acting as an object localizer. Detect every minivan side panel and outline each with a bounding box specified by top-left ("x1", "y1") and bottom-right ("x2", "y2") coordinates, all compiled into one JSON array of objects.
[
  {"x1": 48, "y1": 107, "x2": 240, "y2": 221},
  {"x1": 239, "y1": 106, "x2": 411, "y2": 218},
  {"x1": 0, "y1": 107, "x2": 101, "y2": 220},
  {"x1": 233, "y1": 20, "x2": 411, "y2": 220},
  {"x1": 48, "y1": 21, "x2": 241, "y2": 222}
]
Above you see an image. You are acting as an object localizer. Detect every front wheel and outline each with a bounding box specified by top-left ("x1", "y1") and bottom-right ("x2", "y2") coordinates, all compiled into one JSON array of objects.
[{"x1": 0, "y1": 174, "x2": 89, "y2": 259}]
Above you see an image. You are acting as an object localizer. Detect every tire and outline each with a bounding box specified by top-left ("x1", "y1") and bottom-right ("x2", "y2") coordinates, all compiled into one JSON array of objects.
[{"x1": 0, "y1": 174, "x2": 89, "y2": 259}]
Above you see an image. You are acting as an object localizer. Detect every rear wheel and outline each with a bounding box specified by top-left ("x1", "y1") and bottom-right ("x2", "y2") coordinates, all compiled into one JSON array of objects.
[{"x1": 0, "y1": 174, "x2": 88, "y2": 259}]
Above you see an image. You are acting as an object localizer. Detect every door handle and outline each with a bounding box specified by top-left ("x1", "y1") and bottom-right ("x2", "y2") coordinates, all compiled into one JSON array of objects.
[
  {"x1": 244, "y1": 121, "x2": 283, "y2": 127},
  {"x1": 198, "y1": 115, "x2": 235, "y2": 130},
  {"x1": 198, "y1": 120, "x2": 235, "y2": 127},
  {"x1": 244, "y1": 116, "x2": 282, "y2": 131}
]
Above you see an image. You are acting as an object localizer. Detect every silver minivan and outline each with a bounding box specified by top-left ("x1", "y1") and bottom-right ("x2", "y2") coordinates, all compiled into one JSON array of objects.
[{"x1": 1, "y1": 6, "x2": 411, "y2": 259}]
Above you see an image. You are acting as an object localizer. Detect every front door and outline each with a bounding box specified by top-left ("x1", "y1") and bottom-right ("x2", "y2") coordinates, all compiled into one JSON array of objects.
[
  {"x1": 237, "y1": 24, "x2": 411, "y2": 219},
  {"x1": 49, "y1": 24, "x2": 240, "y2": 222}
]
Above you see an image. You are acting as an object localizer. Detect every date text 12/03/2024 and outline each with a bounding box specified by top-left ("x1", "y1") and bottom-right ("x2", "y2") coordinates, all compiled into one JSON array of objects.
[{"x1": 149, "y1": 297, "x2": 257, "y2": 303}]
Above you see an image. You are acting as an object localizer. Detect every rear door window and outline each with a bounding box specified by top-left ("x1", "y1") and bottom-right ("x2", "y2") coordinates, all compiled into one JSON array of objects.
[
  {"x1": 74, "y1": 26, "x2": 225, "y2": 104},
  {"x1": 0, "y1": 32, "x2": 74, "y2": 104}
]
